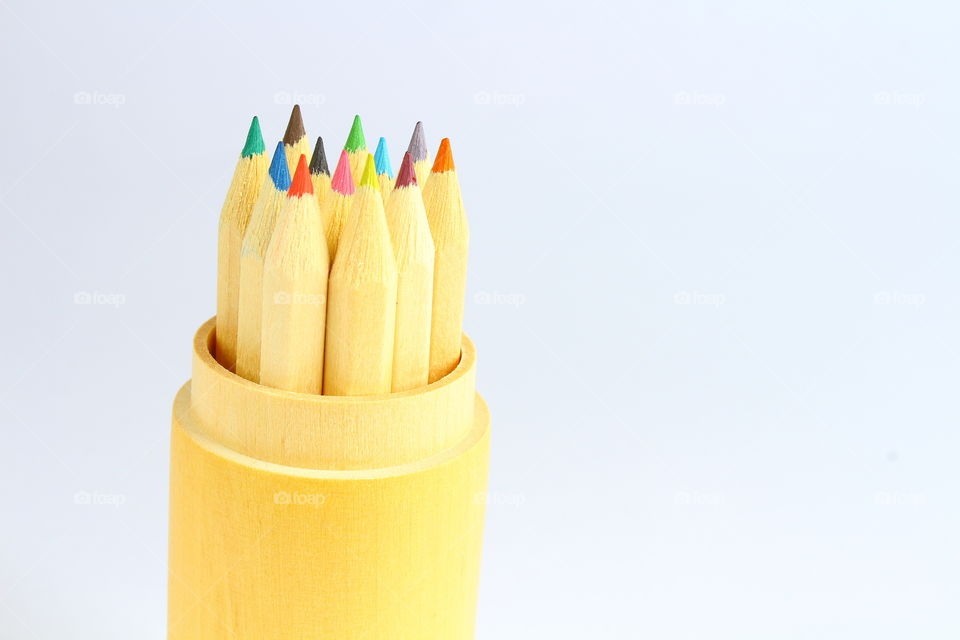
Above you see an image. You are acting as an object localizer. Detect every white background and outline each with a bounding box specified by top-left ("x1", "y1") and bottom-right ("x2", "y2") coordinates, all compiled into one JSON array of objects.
[{"x1": 1, "y1": 1, "x2": 957, "y2": 637}]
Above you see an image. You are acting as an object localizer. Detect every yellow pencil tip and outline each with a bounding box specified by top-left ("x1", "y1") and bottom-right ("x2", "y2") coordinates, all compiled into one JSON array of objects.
[{"x1": 360, "y1": 153, "x2": 379, "y2": 191}]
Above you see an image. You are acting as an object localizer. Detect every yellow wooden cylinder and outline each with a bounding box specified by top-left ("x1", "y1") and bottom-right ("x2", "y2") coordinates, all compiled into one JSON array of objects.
[{"x1": 168, "y1": 318, "x2": 489, "y2": 639}]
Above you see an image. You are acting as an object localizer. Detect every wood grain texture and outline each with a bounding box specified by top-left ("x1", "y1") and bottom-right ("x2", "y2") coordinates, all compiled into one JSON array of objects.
[
  {"x1": 385, "y1": 171, "x2": 434, "y2": 391},
  {"x1": 347, "y1": 149, "x2": 368, "y2": 191},
  {"x1": 235, "y1": 178, "x2": 288, "y2": 382},
  {"x1": 191, "y1": 318, "x2": 477, "y2": 470},
  {"x1": 169, "y1": 396, "x2": 488, "y2": 640},
  {"x1": 215, "y1": 152, "x2": 268, "y2": 371},
  {"x1": 284, "y1": 136, "x2": 310, "y2": 177},
  {"x1": 259, "y1": 159, "x2": 329, "y2": 393},
  {"x1": 311, "y1": 172, "x2": 332, "y2": 218},
  {"x1": 422, "y1": 144, "x2": 469, "y2": 382},
  {"x1": 378, "y1": 173, "x2": 395, "y2": 203},
  {"x1": 323, "y1": 166, "x2": 398, "y2": 396}
]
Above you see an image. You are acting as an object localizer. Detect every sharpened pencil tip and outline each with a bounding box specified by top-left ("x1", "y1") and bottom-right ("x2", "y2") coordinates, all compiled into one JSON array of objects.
[
  {"x1": 431, "y1": 138, "x2": 455, "y2": 173},
  {"x1": 345, "y1": 115, "x2": 366, "y2": 152},
  {"x1": 395, "y1": 152, "x2": 417, "y2": 188},
  {"x1": 331, "y1": 149, "x2": 355, "y2": 195},
  {"x1": 360, "y1": 154, "x2": 379, "y2": 191},
  {"x1": 374, "y1": 137, "x2": 393, "y2": 178},
  {"x1": 269, "y1": 141, "x2": 292, "y2": 191},
  {"x1": 288, "y1": 155, "x2": 313, "y2": 197},
  {"x1": 406, "y1": 121, "x2": 427, "y2": 162},
  {"x1": 241, "y1": 116, "x2": 265, "y2": 158},
  {"x1": 309, "y1": 137, "x2": 329, "y2": 176},
  {"x1": 283, "y1": 105, "x2": 306, "y2": 146}
]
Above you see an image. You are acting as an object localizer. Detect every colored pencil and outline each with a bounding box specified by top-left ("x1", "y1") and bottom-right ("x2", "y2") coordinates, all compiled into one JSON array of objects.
[
  {"x1": 406, "y1": 121, "x2": 430, "y2": 190},
  {"x1": 282, "y1": 104, "x2": 311, "y2": 173},
  {"x1": 309, "y1": 136, "x2": 332, "y2": 214},
  {"x1": 422, "y1": 138, "x2": 469, "y2": 382},
  {"x1": 325, "y1": 149, "x2": 355, "y2": 260},
  {"x1": 259, "y1": 155, "x2": 329, "y2": 393},
  {"x1": 235, "y1": 141, "x2": 292, "y2": 382},
  {"x1": 215, "y1": 116, "x2": 268, "y2": 371},
  {"x1": 323, "y1": 155, "x2": 398, "y2": 396},
  {"x1": 385, "y1": 152, "x2": 434, "y2": 391},
  {"x1": 344, "y1": 114, "x2": 368, "y2": 186},
  {"x1": 374, "y1": 136, "x2": 395, "y2": 203}
]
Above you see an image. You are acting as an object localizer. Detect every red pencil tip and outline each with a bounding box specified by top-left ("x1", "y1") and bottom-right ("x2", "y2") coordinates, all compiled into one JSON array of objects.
[
  {"x1": 395, "y1": 152, "x2": 418, "y2": 187},
  {"x1": 431, "y1": 138, "x2": 455, "y2": 173},
  {"x1": 288, "y1": 155, "x2": 313, "y2": 197}
]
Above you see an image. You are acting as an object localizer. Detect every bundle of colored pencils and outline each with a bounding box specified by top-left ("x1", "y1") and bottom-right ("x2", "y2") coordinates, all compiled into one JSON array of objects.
[{"x1": 215, "y1": 106, "x2": 468, "y2": 395}]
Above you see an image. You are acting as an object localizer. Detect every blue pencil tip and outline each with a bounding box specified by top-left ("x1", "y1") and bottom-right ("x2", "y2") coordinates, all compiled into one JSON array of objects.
[
  {"x1": 374, "y1": 137, "x2": 393, "y2": 178},
  {"x1": 269, "y1": 141, "x2": 291, "y2": 191}
]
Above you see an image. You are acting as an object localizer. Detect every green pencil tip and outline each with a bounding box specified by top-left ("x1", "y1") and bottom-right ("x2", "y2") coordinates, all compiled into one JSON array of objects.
[
  {"x1": 241, "y1": 116, "x2": 265, "y2": 158},
  {"x1": 344, "y1": 114, "x2": 366, "y2": 152}
]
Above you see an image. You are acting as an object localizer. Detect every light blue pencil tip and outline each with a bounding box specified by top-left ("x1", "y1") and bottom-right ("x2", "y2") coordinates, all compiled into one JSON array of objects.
[{"x1": 374, "y1": 137, "x2": 393, "y2": 178}]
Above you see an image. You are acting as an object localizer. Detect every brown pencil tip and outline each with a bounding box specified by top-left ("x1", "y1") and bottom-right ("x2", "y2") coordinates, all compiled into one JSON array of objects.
[
  {"x1": 283, "y1": 104, "x2": 306, "y2": 145},
  {"x1": 431, "y1": 138, "x2": 455, "y2": 173}
]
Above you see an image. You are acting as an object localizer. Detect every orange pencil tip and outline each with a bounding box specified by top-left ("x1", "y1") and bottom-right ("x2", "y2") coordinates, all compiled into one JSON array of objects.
[{"x1": 431, "y1": 138, "x2": 455, "y2": 173}]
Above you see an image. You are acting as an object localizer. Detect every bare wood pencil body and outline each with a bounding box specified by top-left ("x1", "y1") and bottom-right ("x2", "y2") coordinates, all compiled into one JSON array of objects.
[
  {"x1": 326, "y1": 148, "x2": 355, "y2": 260},
  {"x1": 423, "y1": 139, "x2": 469, "y2": 382},
  {"x1": 215, "y1": 117, "x2": 268, "y2": 371},
  {"x1": 387, "y1": 153, "x2": 434, "y2": 391},
  {"x1": 235, "y1": 142, "x2": 291, "y2": 382},
  {"x1": 260, "y1": 156, "x2": 329, "y2": 393},
  {"x1": 309, "y1": 136, "x2": 332, "y2": 217},
  {"x1": 323, "y1": 156, "x2": 398, "y2": 396}
]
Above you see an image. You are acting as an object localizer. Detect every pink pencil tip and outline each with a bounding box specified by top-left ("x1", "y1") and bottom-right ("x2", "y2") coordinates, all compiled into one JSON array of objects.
[{"x1": 331, "y1": 149, "x2": 355, "y2": 195}]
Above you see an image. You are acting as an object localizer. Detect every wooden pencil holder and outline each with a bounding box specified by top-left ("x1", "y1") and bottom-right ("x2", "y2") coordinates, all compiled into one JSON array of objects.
[{"x1": 168, "y1": 318, "x2": 490, "y2": 639}]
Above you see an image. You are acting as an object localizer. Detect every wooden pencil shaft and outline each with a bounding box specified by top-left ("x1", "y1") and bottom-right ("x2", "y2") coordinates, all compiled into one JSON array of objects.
[
  {"x1": 423, "y1": 170, "x2": 469, "y2": 382},
  {"x1": 348, "y1": 150, "x2": 367, "y2": 187},
  {"x1": 215, "y1": 153, "x2": 267, "y2": 371},
  {"x1": 386, "y1": 183, "x2": 434, "y2": 391},
  {"x1": 324, "y1": 186, "x2": 398, "y2": 395},
  {"x1": 284, "y1": 137, "x2": 311, "y2": 174},
  {"x1": 413, "y1": 159, "x2": 430, "y2": 192},
  {"x1": 259, "y1": 191, "x2": 329, "y2": 394},
  {"x1": 325, "y1": 191, "x2": 351, "y2": 259},
  {"x1": 235, "y1": 185, "x2": 287, "y2": 382}
]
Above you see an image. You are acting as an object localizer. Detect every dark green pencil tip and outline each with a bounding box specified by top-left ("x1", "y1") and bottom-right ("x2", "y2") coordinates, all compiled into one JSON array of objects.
[{"x1": 241, "y1": 116, "x2": 265, "y2": 158}]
